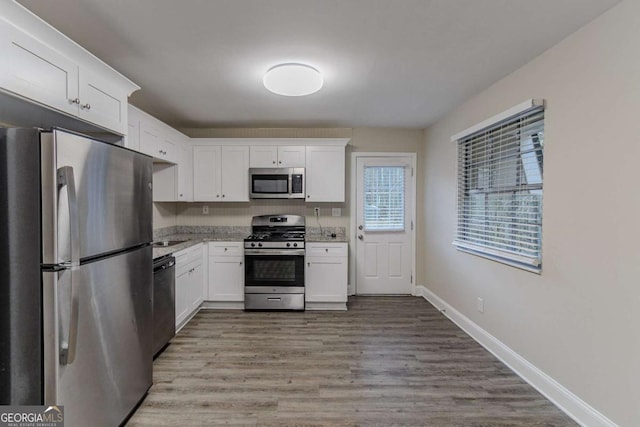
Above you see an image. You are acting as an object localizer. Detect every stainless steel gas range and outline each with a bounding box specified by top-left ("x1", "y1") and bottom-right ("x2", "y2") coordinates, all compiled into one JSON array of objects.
[{"x1": 244, "y1": 214, "x2": 305, "y2": 310}]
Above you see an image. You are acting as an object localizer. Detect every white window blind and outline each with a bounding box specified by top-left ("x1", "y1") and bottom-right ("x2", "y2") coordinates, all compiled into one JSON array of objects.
[
  {"x1": 454, "y1": 103, "x2": 544, "y2": 272},
  {"x1": 363, "y1": 166, "x2": 405, "y2": 231}
]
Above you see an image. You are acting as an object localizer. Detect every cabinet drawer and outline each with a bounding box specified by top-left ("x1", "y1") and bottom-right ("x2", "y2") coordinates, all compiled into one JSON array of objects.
[
  {"x1": 306, "y1": 243, "x2": 347, "y2": 257},
  {"x1": 174, "y1": 243, "x2": 202, "y2": 265},
  {"x1": 209, "y1": 242, "x2": 243, "y2": 257},
  {"x1": 177, "y1": 258, "x2": 201, "y2": 277}
]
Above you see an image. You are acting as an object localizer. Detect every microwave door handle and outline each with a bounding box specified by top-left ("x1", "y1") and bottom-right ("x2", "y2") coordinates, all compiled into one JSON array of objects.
[{"x1": 288, "y1": 173, "x2": 293, "y2": 196}]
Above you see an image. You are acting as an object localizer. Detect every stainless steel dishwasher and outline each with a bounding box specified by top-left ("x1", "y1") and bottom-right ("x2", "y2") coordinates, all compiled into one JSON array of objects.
[{"x1": 153, "y1": 255, "x2": 175, "y2": 357}]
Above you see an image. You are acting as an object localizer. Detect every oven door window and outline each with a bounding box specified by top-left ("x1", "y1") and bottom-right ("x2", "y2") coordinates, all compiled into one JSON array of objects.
[
  {"x1": 245, "y1": 255, "x2": 304, "y2": 286},
  {"x1": 252, "y1": 175, "x2": 289, "y2": 194}
]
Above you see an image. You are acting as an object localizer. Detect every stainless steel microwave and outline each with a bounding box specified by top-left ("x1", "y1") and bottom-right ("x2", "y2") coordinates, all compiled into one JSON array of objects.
[{"x1": 249, "y1": 168, "x2": 305, "y2": 199}]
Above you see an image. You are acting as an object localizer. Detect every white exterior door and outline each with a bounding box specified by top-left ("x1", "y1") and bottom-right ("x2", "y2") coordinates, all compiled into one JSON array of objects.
[{"x1": 355, "y1": 156, "x2": 414, "y2": 294}]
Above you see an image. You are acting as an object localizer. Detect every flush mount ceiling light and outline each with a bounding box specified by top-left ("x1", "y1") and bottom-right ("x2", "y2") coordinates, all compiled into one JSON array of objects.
[{"x1": 263, "y1": 63, "x2": 323, "y2": 96}]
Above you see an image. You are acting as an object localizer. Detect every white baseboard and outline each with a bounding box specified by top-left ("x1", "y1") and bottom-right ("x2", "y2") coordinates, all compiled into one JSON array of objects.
[
  {"x1": 348, "y1": 282, "x2": 355, "y2": 296},
  {"x1": 306, "y1": 302, "x2": 347, "y2": 311},
  {"x1": 201, "y1": 301, "x2": 244, "y2": 310},
  {"x1": 414, "y1": 285, "x2": 617, "y2": 427}
]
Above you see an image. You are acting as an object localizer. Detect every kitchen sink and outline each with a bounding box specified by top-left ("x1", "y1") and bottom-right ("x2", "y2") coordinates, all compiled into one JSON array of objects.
[{"x1": 152, "y1": 240, "x2": 188, "y2": 247}]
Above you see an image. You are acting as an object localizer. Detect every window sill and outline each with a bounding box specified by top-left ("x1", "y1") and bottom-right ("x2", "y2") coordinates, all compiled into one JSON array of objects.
[{"x1": 453, "y1": 244, "x2": 542, "y2": 274}]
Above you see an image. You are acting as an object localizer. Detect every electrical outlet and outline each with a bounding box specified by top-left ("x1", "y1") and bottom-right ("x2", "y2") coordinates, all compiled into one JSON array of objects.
[
  {"x1": 477, "y1": 297, "x2": 484, "y2": 313},
  {"x1": 202, "y1": 205, "x2": 209, "y2": 215},
  {"x1": 314, "y1": 207, "x2": 320, "y2": 217}
]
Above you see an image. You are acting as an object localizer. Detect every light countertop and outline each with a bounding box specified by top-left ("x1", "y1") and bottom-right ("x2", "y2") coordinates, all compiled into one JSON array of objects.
[{"x1": 152, "y1": 233, "x2": 246, "y2": 259}]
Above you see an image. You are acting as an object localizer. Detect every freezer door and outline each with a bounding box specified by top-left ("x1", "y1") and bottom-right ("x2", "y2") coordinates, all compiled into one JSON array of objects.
[
  {"x1": 42, "y1": 129, "x2": 152, "y2": 264},
  {"x1": 43, "y1": 246, "x2": 152, "y2": 427}
]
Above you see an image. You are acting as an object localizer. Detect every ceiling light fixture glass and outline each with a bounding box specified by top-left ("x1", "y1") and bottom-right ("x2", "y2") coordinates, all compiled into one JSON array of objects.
[{"x1": 263, "y1": 63, "x2": 323, "y2": 96}]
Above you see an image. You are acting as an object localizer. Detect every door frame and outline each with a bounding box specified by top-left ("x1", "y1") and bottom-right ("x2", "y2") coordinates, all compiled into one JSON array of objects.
[{"x1": 349, "y1": 152, "x2": 417, "y2": 295}]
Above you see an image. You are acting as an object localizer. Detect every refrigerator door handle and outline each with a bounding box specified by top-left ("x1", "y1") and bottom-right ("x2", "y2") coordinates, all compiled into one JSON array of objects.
[
  {"x1": 59, "y1": 271, "x2": 79, "y2": 365},
  {"x1": 57, "y1": 166, "x2": 80, "y2": 270},
  {"x1": 57, "y1": 166, "x2": 80, "y2": 365}
]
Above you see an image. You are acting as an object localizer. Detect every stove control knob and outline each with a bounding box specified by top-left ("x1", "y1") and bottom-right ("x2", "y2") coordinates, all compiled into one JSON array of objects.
[
  {"x1": 293, "y1": 243, "x2": 298, "y2": 247},
  {"x1": 258, "y1": 243, "x2": 263, "y2": 247},
  {"x1": 251, "y1": 242, "x2": 256, "y2": 247},
  {"x1": 287, "y1": 242, "x2": 291, "y2": 247}
]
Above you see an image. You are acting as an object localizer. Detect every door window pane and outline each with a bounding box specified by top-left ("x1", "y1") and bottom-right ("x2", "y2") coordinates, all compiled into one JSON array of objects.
[{"x1": 363, "y1": 166, "x2": 405, "y2": 231}]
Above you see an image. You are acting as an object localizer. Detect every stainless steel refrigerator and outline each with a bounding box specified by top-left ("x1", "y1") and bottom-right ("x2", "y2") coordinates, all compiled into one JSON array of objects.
[{"x1": 0, "y1": 128, "x2": 154, "y2": 426}]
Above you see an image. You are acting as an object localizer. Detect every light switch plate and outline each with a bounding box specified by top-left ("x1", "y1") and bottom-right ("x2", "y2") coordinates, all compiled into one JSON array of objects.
[{"x1": 332, "y1": 208, "x2": 341, "y2": 217}]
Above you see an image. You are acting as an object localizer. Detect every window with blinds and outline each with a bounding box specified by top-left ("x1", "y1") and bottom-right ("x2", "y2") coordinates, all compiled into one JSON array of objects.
[
  {"x1": 363, "y1": 166, "x2": 405, "y2": 231},
  {"x1": 453, "y1": 102, "x2": 544, "y2": 272}
]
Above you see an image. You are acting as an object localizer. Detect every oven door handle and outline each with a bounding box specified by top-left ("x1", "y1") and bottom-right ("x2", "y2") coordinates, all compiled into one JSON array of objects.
[{"x1": 244, "y1": 249, "x2": 305, "y2": 256}]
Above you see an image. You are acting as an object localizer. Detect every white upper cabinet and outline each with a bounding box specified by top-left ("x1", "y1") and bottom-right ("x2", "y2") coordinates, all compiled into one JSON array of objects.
[
  {"x1": 125, "y1": 117, "x2": 140, "y2": 152},
  {"x1": 249, "y1": 145, "x2": 305, "y2": 168},
  {"x1": 249, "y1": 145, "x2": 278, "y2": 167},
  {"x1": 129, "y1": 105, "x2": 191, "y2": 202},
  {"x1": 194, "y1": 138, "x2": 348, "y2": 203},
  {"x1": 221, "y1": 145, "x2": 250, "y2": 201},
  {"x1": 177, "y1": 140, "x2": 193, "y2": 202},
  {"x1": 0, "y1": 14, "x2": 138, "y2": 135},
  {"x1": 192, "y1": 144, "x2": 249, "y2": 202},
  {"x1": 277, "y1": 146, "x2": 306, "y2": 167},
  {"x1": 0, "y1": 19, "x2": 79, "y2": 116},
  {"x1": 138, "y1": 114, "x2": 178, "y2": 163},
  {"x1": 193, "y1": 146, "x2": 222, "y2": 201},
  {"x1": 306, "y1": 145, "x2": 346, "y2": 202},
  {"x1": 77, "y1": 67, "x2": 127, "y2": 134}
]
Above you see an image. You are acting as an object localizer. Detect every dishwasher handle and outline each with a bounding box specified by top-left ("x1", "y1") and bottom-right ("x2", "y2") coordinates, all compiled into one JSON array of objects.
[{"x1": 153, "y1": 258, "x2": 175, "y2": 273}]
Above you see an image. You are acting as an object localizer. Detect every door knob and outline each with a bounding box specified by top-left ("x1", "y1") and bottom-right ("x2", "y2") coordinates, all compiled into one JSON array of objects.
[
  {"x1": 358, "y1": 234, "x2": 363, "y2": 240},
  {"x1": 358, "y1": 225, "x2": 363, "y2": 230}
]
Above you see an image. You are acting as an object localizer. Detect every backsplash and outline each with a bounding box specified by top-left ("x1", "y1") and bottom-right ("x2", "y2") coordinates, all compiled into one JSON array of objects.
[
  {"x1": 153, "y1": 225, "x2": 346, "y2": 240},
  {"x1": 153, "y1": 225, "x2": 251, "y2": 240},
  {"x1": 173, "y1": 200, "x2": 349, "y2": 229}
]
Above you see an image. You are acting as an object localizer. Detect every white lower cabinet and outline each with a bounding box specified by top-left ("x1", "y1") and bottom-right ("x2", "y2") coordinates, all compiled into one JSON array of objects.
[
  {"x1": 305, "y1": 242, "x2": 348, "y2": 310},
  {"x1": 208, "y1": 242, "x2": 244, "y2": 305},
  {"x1": 174, "y1": 243, "x2": 204, "y2": 330}
]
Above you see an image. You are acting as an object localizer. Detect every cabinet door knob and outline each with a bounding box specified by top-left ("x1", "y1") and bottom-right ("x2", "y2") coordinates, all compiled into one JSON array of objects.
[
  {"x1": 272, "y1": 160, "x2": 276, "y2": 164},
  {"x1": 278, "y1": 160, "x2": 282, "y2": 164},
  {"x1": 69, "y1": 97, "x2": 80, "y2": 105},
  {"x1": 222, "y1": 194, "x2": 225, "y2": 198},
  {"x1": 307, "y1": 262, "x2": 310, "y2": 267},
  {"x1": 358, "y1": 234, "x2": 364, "y2": 240},
  {"x1": 307, "y1": 195, "x2": 310, "y2": 198},
  {"x1": 81, "y1": 103, "x2": 91, "y2": 110},
  {"x1": 216, "y1": 194, "x2": 220, "y2": 198},
  {"x1": 224, "y1": 248, "x2": 227, "y2": 251},
  {"x1": 239, "y1": 262, "x2": 243, "y2": 266},
  {"x1": 325, "y1": 248, "x2": 329, "y2": 252}
]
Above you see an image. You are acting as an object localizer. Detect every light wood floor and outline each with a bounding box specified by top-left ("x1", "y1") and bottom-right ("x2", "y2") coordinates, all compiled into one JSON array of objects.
[{"x1": 127, "y1": 297, "x2": 576, "y2": 426}]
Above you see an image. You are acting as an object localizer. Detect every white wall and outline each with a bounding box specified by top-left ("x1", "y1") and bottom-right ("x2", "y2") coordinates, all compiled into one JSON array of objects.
[
  {"x1": 153, "y1": 202, "x2": 177, "y2": 229},
  {"x1": 422, "y1": 1, "x2": 639, "y2": 425}
]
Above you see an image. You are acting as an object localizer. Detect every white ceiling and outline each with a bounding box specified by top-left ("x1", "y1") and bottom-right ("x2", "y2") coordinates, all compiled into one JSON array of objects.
[{"x1": 18, "y1": 0, "x2": 619, "y2": 129}]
